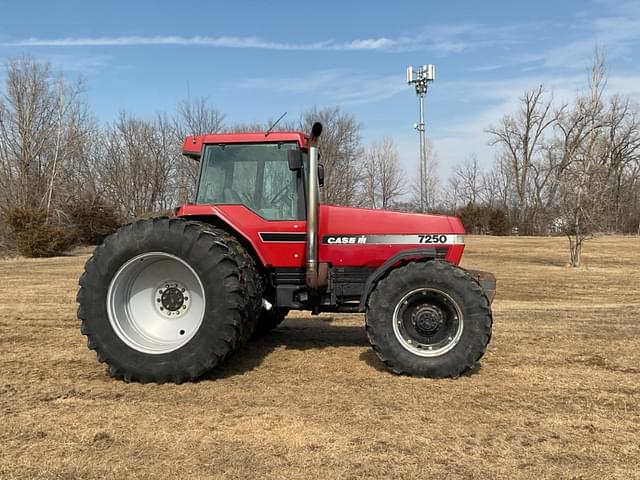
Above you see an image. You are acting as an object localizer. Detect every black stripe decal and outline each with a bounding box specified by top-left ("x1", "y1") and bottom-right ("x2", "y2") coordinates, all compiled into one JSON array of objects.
[{"x1": 260, "y1": 232, "x2": 307, "y2": 242}]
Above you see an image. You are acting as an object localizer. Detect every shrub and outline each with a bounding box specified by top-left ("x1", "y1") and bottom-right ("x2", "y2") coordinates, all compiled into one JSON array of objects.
[
  {"x1": 458, "y1": 204, "x2": 511, "y2": 235},
  {"x1": 488, "y1": 208, "x2": 511, "y2": 236},
  {"x1": 458, "y1": 204, "x2": 489, "y2": 234},
  {"x1": 0, "y1": 218, "x2": 12, "y2": 256},
  {"x1": 3, "y1": 207, "x2": 77, "y2": 257},
  {"x1": 66, "y1": 200, "x2": 122, "y2": 244}
]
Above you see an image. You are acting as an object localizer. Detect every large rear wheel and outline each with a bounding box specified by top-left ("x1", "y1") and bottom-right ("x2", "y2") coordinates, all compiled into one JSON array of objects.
[
  {"x1": 366, "y1": 261, "x2": 492, "y2": 378},
  {"x1": 77, "y1": 218, "x2": 249, "y2": 383}
]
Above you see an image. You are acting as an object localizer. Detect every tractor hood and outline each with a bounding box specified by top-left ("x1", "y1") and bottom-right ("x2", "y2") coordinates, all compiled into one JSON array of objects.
[
  {"x1": 319, "y1": 204, "x2": 465, "y2": 237},
  {"x1": 317, "y1": 205, "x2": 466, "y2": 267}
]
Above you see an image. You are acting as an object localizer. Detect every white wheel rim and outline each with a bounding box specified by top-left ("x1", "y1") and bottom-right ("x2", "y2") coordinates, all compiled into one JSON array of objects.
[
  {"x1": 392, "y1": 288, "x2": 464, "y2": 357},
  {"x1": 107, "y1": 252, "x2": 205, "y2": 354}
]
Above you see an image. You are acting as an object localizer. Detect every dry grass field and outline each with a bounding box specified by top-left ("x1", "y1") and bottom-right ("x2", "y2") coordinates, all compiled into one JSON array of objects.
[{"x1": 1, "y1": 235, "x2": 639, "y2": 479}]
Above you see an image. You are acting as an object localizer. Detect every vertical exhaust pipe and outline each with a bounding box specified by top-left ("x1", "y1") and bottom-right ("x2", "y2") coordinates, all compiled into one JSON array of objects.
[{"x1": 306, "y1": 122, "x2": 323, "y2": 293}]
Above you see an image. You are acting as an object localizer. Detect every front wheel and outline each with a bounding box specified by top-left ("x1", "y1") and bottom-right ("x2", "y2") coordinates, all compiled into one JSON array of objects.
[{"x1": 366, "y1": 261, "x2": 492, "y2": 378}]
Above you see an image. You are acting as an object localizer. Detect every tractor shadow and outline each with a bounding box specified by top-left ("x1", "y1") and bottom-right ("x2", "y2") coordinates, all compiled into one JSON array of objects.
[
  {"x1": 206, "y1": 316, "x2": 373, "y2": 379},
  {"x1": 206, "y1": 316, "x2": 483, "y2": 379}
]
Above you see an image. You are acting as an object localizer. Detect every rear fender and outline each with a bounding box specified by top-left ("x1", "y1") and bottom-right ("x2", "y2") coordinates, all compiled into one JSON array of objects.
[{"x1": 174, "y1": 205, "x2": 266, "y2": 269}]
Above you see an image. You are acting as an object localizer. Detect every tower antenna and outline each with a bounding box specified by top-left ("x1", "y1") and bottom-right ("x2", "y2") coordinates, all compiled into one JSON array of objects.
[{"x1": 406, "y1": 64, "x2": 435, "y2": 212}]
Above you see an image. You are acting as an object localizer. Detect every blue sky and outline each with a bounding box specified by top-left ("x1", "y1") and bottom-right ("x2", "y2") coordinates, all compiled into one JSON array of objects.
[{"x1": 1, "y1": 0, "x2": 639, "y2": 180}]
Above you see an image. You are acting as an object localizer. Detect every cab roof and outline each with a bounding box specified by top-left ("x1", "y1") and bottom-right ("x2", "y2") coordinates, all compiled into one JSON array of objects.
[{"x1": 182, "y1": 131, "x2": 309, "y2": 160}]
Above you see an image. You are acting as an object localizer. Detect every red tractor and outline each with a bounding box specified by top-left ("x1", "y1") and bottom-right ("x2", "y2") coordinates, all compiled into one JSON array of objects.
[{"x1": 78, "y1": 123, "x2": 495, "y2": 383}]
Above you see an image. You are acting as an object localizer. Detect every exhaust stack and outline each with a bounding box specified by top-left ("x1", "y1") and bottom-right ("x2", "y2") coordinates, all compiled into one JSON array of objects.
[{"x1": 306, "y1": 122, "x2": 323, "y2": 294}]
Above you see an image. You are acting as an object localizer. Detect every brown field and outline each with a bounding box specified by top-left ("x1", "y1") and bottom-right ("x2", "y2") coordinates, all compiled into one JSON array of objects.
[{"x1": 1, "y1": 235, "x2": 639, "y2": 479}]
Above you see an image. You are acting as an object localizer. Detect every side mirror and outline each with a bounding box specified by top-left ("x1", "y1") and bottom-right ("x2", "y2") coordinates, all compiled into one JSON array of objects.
[
  {"x1": 288, "y1": 150, "x2": 303, "y2": 171},
  {"x1": 318, "y1": 164, "x2": 325, "y2": 187}
]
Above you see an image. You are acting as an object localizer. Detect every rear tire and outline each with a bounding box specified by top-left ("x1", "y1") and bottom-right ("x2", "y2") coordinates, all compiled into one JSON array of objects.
[
  {"x1": 366, "y1": 261, "x2": 492, "y2": 378},
  {"x1": 77, "y1": 218, "x2": 249, "y2": 383},
  {"x1": 194, "y1": 223, "x2": 263, "y2": 346}
]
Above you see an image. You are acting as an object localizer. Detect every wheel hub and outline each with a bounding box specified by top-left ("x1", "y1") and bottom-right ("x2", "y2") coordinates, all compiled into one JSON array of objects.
[
  {"x1": 412, "y1": 305, "x2": 444, "y2": 336},
  {"x1": 155, "y1": 281, "x2": 191, "y2": 318},
  {"x1": 161, "y1": 287, "x2": 184, "y2": 311}
]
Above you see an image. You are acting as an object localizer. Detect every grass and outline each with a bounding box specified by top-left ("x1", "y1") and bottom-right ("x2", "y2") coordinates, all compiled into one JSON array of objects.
[{"x1": 0, "y1": 235, "x2": 639, "y2": 479}]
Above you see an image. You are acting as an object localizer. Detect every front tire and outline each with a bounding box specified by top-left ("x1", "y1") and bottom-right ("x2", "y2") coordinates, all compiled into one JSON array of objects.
[
  {"x1": 366, "y1": 261, "x2": 492, "y2": 378},
  {"x1": 77, "y1": 218, "x2": 249, "y2": 383}
]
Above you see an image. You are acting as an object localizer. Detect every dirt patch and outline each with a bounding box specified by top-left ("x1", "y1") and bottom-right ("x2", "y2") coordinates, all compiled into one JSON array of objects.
[{"x1": 0, "y1": 235, "x2": 639, "y2": 479}]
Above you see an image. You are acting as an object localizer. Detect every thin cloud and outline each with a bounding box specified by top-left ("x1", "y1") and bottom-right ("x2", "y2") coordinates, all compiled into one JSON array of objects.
[
  {"x1": 0, "y1": 35, "x2": 415, "y2": 52},
  {"x1": 0, "y1": 32, "x2": 479, "y2": 55},
  {"x1": 0, "y1": 36, "x2": 336, "y2": 50}
]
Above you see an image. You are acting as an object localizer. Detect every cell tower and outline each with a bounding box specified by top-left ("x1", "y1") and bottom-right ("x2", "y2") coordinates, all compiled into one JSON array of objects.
[{"x1": 406, "y1": 64, "x2": 435, "y2": 212}]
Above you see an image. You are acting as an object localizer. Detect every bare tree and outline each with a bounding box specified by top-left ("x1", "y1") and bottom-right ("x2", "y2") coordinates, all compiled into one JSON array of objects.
[
  {"x1": 487, "y1": 85, "x2": 559, "y2": 233},
  {"x1": 0, "y1": 57, "x2": 90, "y2": 215},
  {"x1": 452, "y1": 154, "x2": 483, "y2": 206},
  {"x1": 173, "y1": 97, "x2": 226, "y2": 203},
  {"x1": 99, "y1": 112, "x2": 175, "y2": 219},
  {"x1": 362, "y1": 137, "x2": 405, "y2": 209},
  {"x1": 556, "y1": 49, "x2": 611, "y2": 266},
  {"x1": 411, "y1": 139, "x2": 440, "y2": 211},
  {"x1": 177, "y1": 97, "x2": 225, "y2": 137},
  {"x1": 481, "y1": 153, "x2": 512, "y2": 211},
  {"x1": 299, "y1": 106, "x2": 363, "y2": 206},
  {"x1": 601, "y1": 94, "x2": 640, "y2": 231}
]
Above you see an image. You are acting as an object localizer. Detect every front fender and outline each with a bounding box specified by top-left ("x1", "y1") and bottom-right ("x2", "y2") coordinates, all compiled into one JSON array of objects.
[{"x1": 358, "y1": 248, "x2": 447, "y2": 312}]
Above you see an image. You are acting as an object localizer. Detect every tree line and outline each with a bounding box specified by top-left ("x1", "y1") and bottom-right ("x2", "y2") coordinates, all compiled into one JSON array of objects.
[
  {"x1": 1, "y1": 53, "x2": 638, "y2": 265},
  {"x1": 447, "y1": 50, "x2": 640, "y2": 265}
]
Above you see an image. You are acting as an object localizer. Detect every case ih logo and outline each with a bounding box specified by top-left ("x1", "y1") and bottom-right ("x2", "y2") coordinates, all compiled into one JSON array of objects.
[{"x1": 325, "y1": 235, "x2": 368, "y2": 244}]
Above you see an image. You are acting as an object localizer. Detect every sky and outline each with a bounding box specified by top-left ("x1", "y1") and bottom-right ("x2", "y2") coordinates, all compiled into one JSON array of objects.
[{"x1": 1, "y1": 0, "x2": 639, "y2": 181}]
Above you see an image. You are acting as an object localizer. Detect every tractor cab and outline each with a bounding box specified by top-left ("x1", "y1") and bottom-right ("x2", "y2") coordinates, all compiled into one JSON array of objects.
[{"x1": 195, "y1": 141, "x2": 306, "y2": 221}]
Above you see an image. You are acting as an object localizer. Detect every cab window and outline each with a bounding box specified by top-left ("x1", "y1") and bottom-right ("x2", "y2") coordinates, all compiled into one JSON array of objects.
[{"x1": 196, "y1": 143, "x2": 302, "y2": 220}]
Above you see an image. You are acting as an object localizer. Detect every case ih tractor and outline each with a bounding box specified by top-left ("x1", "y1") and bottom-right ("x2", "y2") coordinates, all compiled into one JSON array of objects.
[{"x1": 77, "y1": 123, "x2": 495, "y2": 383}]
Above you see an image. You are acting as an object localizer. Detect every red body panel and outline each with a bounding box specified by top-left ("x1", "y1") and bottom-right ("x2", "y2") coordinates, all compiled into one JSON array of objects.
[
  {"x1": 176, "y1": 204, "x2": 306, "y2": 267},
  {"x1": 183, "y1": 131, "x2": 309, "y2": 158},
  {"x1": 176, "y1": 204, "x2": 465, "y2": 268},
  {"x1": 318, "y1": 205, "x2": 465, "y2": 267}
]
